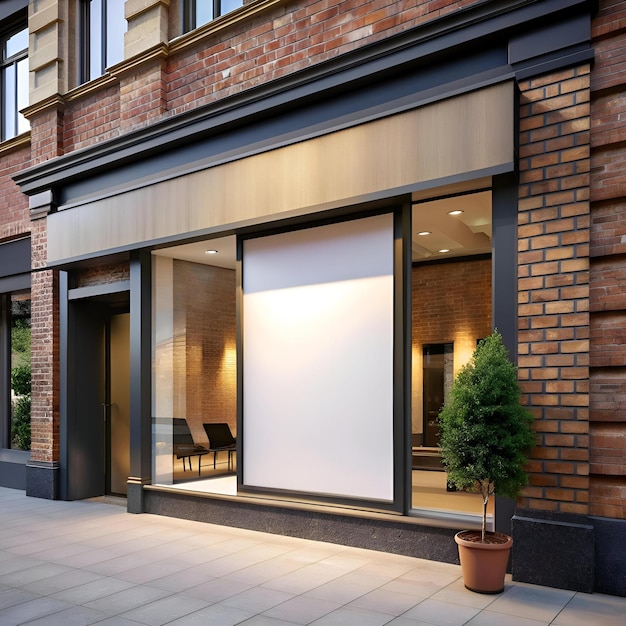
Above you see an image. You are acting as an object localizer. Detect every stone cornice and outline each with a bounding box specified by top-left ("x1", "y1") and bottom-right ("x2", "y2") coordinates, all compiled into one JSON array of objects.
[{"x1": 0, "y1": 131, "x2": 30, "y2": 157}]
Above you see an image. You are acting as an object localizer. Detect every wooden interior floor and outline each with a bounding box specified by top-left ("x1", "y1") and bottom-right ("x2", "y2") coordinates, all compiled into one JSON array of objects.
[{"x1": 164, "y1": 455, "x2": 493, "y2": 518}]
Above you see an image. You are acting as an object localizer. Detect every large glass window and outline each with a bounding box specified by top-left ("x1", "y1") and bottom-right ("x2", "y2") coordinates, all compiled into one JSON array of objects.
[
  {"x1": 411, "y1": 189, "x2": 493, "y2": 523},
  {"x1": 80, "y1": 0, "x2": 126, "y2": 83},
  {"x1": 183, "y1": 0, "x2": 244, "y2": 32},
  {"x1": 1, "y1": 24, "x2": 28, "y2": 141}
]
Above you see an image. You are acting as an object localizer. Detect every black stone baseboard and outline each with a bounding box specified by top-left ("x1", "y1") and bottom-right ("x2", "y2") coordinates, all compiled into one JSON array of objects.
[
  {"x1": 144, "y1": 489, "x2": 461, "y2": 563},
  {"x1": 26, "y1": 461, "x2": 60, "y2": 500},
  {"x1": 592, "y1": 516, "x2": 626, "y2": 597},
  {"x1": 511, "y1": 509, "x2": 594, "y2": 593}
]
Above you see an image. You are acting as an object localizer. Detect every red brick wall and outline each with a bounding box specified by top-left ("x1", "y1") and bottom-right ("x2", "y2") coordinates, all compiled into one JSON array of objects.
[
  {"x1": 53, "y1": 0, "x2": 485, "y2": 147},
  {"x1": 517, "y1": 66, "x2": 591, "y2": 515},
  {"x1": 589, "y1": 0, "x2": 626, "y2": 519},
  {"x1": 411, "y1": 258, "x2": 492, "y2": 434},
  {"x1": 63, "y1": 85, "x2": 121, "y2": 153},
  {"x1": 173, "y1": 261, "x2": 237, "y2": 447},
  {"x1": 0, "y1": 145, "x2": 30, "y2": 237},
  {"x1": 165, "y1": 0, "x2": 481, "y2": 116}
]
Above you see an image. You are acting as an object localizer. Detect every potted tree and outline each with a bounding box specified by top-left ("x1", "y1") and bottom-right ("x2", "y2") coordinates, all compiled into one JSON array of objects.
[{"x1": 438, "y1": 329, "x2": 534, "y2": 594}]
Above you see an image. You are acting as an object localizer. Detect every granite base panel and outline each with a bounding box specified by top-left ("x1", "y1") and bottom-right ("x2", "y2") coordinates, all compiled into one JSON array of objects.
[
  {"x1": 592, "y1": 516, "x2": 626, "y2": 597},
  {"x1": 25, "y1": 463, "x2": 60, "y2": 500},
  {"x1": 511, "y1": 510, "x2": 594, "y2": 593},
  {"x1": 144, "y1": 490, "x2": 461, "y2": 563}
]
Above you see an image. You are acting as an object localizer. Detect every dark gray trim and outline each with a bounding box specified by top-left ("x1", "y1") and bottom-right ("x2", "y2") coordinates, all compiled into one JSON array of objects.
[
  {"x1": 235, "y1": 236, "x2": 243, "y2": 493},
  {"x1": 0, "y1": 458, "x2": 26, "y2": 490},
  {"x1": 68, "y1": 281, "x2": 131, "y2": 301},
  {"x1": 0, "y1": 237, "x2": 30, "y2": 279},
  {"x1": 0, "y1": 273, "x2": 31, "y2": 293},
  {"x1": 128, "y1": 251, "x2": 152, "y2": 513},
  {"x1": 59, "y1": 270, "x2": 70, "y2": 500},
  {"x1": 508, "y1": 12, "x2": 590, "y2": 64},
  {"x1": 513, "y1": 47, "x2": 595, "y2": 81},
  {"x1": 14, "y1": 0, "x2": 595, "y2": 198},
  {"x1": 0, "y1": 293, "x2": 9, "y2": 449},
  {"x1": 237, "y1": 204, "x2": 406, "y2": 512},
  {"x1": 0, "y1": 448, "x2": 27, "y2": 490},
  {"x1": 397, "y1": 201, "x2": 413, "y2": 515},
  {"x1": 491, "y1": 172, "x2": 520, "y2": 537},
  {"x1": 0, "y1": 0, "x2": 27, "y2": 24}
]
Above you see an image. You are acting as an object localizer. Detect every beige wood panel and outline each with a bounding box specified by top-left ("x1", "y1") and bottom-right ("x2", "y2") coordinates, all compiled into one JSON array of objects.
[{"x1": 48, "y1": 81, "x2": 515, "y2": 263}]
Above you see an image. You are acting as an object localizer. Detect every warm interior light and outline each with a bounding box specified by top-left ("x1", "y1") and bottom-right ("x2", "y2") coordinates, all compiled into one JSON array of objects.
[
  {"x1": 417, "y1": 231, "x2": 431, "y2": 236},
  {"x1": 205, "y1": 249, "x2": 218, "y2": 254},
  {"x1": 448, "y1": 210, "x2": 464, "y2": 215},
  {"x1": 438, "y1": 249, "x2": 450, "y2": 253}
]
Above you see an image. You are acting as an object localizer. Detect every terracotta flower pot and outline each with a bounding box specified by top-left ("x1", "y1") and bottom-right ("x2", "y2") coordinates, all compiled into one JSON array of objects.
[{"x1": 455, "y1": 530, "x2": 513, "y2": 594}]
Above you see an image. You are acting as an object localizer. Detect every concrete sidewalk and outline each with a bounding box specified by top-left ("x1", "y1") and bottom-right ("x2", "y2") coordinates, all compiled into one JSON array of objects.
[{"x1": 0, "y1": 486, "x2": 624, "y2": 625}]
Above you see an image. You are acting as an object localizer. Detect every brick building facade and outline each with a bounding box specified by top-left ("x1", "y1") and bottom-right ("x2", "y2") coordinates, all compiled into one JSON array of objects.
[{"x1": 1, "y1": 0, "x2": 625, "y2": 595}]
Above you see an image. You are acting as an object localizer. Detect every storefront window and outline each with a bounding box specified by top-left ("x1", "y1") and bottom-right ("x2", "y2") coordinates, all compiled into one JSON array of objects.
[
  {"x1": 10, "y1": 291, "x2": 30, "y2": 450},
  {"x1": 411, "y1": 189, "x2": 493, "y2": 522},
  {"x1": 152, "y1": 242, "x2": 237, "y2": 490}
]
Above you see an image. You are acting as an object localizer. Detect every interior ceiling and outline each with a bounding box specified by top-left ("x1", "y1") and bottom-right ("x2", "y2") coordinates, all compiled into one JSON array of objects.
[{"x1": 153, "y1": 183, "x2": 492, "y2": 269}]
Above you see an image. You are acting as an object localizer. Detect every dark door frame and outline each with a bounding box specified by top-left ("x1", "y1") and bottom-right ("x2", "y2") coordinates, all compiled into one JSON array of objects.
[{"x1": 59, "y1": 273, "x2": 130, "y2": 500}]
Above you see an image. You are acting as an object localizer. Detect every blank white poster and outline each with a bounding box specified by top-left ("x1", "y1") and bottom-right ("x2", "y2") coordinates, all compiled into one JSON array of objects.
[{"x1": 243, "y1": 214, "x2": 394, "y2": 501}]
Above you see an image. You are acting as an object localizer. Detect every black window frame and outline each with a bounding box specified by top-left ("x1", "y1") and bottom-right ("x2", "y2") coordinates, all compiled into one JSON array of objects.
[
  {"x1": 0, "y1": 14, "x2": 28, "y2": 142},
  {"x1": 182, "y1": 0, "x2": 244, "y2": 33},
  {"x1": 79, "y1": 0, "x2": 126, "y2": 84}
]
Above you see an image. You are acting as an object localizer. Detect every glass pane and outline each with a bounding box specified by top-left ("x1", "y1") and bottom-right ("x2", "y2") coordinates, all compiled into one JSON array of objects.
[
  {"x1": 10, "y1": 292, "x2": 31, "y2": 451},
  {"x1": 195, "y1": 1, "x2": 214, "y2": 26},
  {"x1": 221, "y1": 0, "x2": 243, "y2": 16},
  {"x1": 16, "y1": 58, "x2": 29, "y2": 135},
  {"x1": 105, "y1": 0, "x2": 127, "y2": 68},
  {"x1": 89, "y1": 0, "x2": 103, "y2": 79},
  {"x1": 5, "y1": 27, "x2": 28, "y2": 58},
  {"x1": 3, "y1": 64, "x2": 17, "y2": 139}
]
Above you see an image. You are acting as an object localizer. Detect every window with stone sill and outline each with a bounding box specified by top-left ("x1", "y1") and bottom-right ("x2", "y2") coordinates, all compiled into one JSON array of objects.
[
  {"x1": 1, "y1": 22, "x2": 28, "y2": 141},
  {"x1": 79, "y1": 0, "x2": 127, "y2": 84},
  {"x1": 183, "y1": 0, "x2": 245, "y2": 33}
]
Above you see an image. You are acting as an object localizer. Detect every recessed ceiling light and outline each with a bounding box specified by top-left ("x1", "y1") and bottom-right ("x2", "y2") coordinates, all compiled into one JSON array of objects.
[
  {"x1": 417, "y1": 231, "x2": 431, "y2": 236},
  {"x1": 448, "y1": 210, "x2": 464, "y2": 215},
  {"x1": 438, "y1": 249, "x2": 450, "y2": 253},
  {"x1": 205, "y1": 249, "x2": 218, "y2": 255}
]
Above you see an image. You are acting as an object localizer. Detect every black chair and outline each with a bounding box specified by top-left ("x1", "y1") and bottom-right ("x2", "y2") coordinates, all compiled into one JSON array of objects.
[
  {"x1": 203, "y1": 422, "x2": 237, "y2": 471},
  {"x1": 172, "y1": 418, "x2": 209, "y2": 476}
]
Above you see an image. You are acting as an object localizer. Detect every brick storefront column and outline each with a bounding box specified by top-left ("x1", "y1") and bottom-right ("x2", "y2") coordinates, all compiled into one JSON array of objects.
[{"x1": 512, "y1": 65, "x2": 593, "y2": 593}]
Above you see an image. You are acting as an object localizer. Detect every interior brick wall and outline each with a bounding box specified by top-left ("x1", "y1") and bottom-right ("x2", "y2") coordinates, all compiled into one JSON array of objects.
[
  {"x1": 411, "y1": 257, "x2": 492, "y2": 434},
  {"x1": 589, "y1": 0, "x2": 626, "y2": 519},
  {"x1": 517, "y1": 65, "x2": 591, "y2": 515},
  {"x1": 173, "y1": 260, "x2": 237, "y2": 447}
]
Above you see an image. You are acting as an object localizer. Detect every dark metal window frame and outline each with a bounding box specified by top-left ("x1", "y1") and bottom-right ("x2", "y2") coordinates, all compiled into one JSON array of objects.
[
  {"x1": 0, "y1": 15, "x2": 28, "y2": 141},
  {"x1": 182, "y1": 0, "x2": 243, "y2": 33},
  {"x1": 79, "y1": 0, "x2": 125, "y2": 84}
]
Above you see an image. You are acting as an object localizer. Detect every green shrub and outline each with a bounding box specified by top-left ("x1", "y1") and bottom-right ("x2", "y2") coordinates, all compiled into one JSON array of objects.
[
  {"x1": 438, "y1": 330, "x2": 535, "y2": 540},
  {"x1": 11, "y1": 363, "x2": 31, "y2": 451},
  {"x1": 11, "y1": 395, "x2": 31, "y2": 451}
]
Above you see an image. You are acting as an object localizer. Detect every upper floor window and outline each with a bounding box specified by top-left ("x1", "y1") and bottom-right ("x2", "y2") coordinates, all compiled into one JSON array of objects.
[
  {"x1": 80, "y1": 0, "x2": 126, "y2": 83},
  {"x1": 183, "y1": 0, "x2": 244, "y2": 32},
  {"x1": 1, "y1": 24, "x2": 28, "y2": 141}
]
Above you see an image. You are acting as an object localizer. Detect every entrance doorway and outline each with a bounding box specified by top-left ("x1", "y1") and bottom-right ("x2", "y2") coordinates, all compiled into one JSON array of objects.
[{"x1": 64, "y1": 295, "x2": 130, "y2": 500}]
